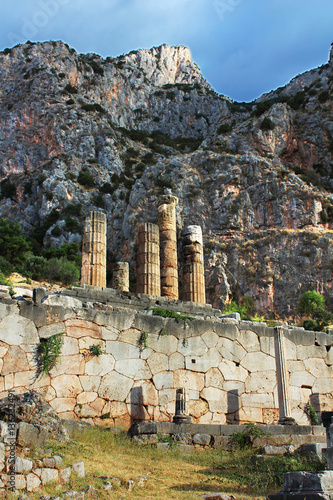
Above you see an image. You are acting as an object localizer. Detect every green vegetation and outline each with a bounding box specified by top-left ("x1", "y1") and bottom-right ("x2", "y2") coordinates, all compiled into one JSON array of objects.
[
  {"x1": 0, "y1": 179, "x2": 16, "y2": 199},
  {"x1": 81, "y1": 102, "x2": 106, "y2": 114},
  {"x1": 89, "y1": 343, "x2": 104, "y2": 357},
  {"x1": 217, "y1": 123, "x2": 233, "y2": 134},
  {"x1": 222, "y1": 295, "x2": 255, "y2": 320},
  {"x1": 37, "y1": 333, "x2": 63, "y2": 376},
  {"x1": 232, "y1": 424, "x2": 267, "y2": 449},
  {"x1": 260, "y1": 117, "x2": 275, "y2": 131},
  {"x1": 64, "y1": 83, "x2": 78, "y2": 94},
  {"x1": 139, "y1": 331, "x2": 149, "y2": 349},
  {"x1": 0, "y1": 218, "x2": 31, "y2": 267},
  {"x1": 305, "y1": 402, "x2": 319, "y2": 425},
  {"x1": 150, "y1": 307, "x2": 194, "y2": 325},
  {"x1": 297, "y1": 290, "x2": 333, "y2": 331},
  {"x1": 77, "y1": 171, "x2": 95, "y2": 188}
]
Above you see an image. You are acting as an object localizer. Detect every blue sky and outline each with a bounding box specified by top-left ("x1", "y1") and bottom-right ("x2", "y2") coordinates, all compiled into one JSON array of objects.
[{"x1": 0, "y1": 0, "x2": 332, "y2": 101}]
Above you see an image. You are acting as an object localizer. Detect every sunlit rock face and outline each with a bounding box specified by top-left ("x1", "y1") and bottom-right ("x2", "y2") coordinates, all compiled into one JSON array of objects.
[{"x1": 0, "y1": 40, "x2": 332, "y2": 316}]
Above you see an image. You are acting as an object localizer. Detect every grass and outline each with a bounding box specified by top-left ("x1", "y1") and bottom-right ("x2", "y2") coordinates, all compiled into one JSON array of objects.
[{"x1": 8, "y1": 426, "x2": 325, "y2": 500}]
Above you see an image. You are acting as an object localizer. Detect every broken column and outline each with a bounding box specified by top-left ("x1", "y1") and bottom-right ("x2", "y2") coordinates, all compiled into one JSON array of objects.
[
  {"x1": 182, "y1": 225, "x2": 206, "y2": 304},
  {"x1": 81, "y1": 211, "x2": 107, "y2": 288},
  {"x1": 136, "y1": 223, "x2": 160, "y2": 296},
  {"x1": 173, "y1": 388, "x2": 191, "y2": 424},
  {"x1": 274, "y1": 326, "x2": 295, "y2": 425},
  {"x1": 112, "y1": 262, "x2": 129, "y2": 292},
  {"x1": 158, "y1": 195, "x2": 179, "y2": 300}
]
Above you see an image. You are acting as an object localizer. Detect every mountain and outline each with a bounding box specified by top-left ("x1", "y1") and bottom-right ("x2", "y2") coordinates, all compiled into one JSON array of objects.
[{"x1": 0, "y1": 40, "x2": 332, "y2": 317}]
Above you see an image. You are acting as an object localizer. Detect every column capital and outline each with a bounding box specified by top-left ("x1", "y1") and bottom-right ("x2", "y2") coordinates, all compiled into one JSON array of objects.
[{"x1": 158, "y1": 194, "x2": 178, "y2": 207}]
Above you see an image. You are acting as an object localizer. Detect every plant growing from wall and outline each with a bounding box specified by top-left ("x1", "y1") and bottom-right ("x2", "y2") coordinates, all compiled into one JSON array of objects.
[
  {"x1": 150, "y1": 307, "x2": 193, "y2": 326},
  {"x1": 89, "y1": 343, "x2": 104, "y2": 357},
  {"x1": 305, "y1": 402, "x2": 319, "y2": 425},
  {"x1": 37, "y1": 334, "x2": 63, "y2": 376},
  {"x1": 139, "y1": 332, "x2": 148, "y2": 349},
  {"x1": 232, "y1": 423, "x2": 266, "y2": 449}
]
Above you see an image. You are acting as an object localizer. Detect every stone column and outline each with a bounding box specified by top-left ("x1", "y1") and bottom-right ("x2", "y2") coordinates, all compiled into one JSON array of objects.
[
  {"x1": 112, "y1": 262, "x2": 129, "y2": 292},
  {"x1": 81, "y1": 211, "x2": 107, "y2": 288},
  {"x1": 182, "y1": 225, "x2": 206, "y2": 304},
  {"x1": 158, "y1": 195, "x2": 179, "y2": 300},
  {"x1": 136, "y1": 223, "x2": 160, "y2": 296},
  {"x1": 173, "y1": 388, "x2": 191, "y2": 424},
  {"x1": 274, "y1": 327, "x2": 295, "y2": 425}
]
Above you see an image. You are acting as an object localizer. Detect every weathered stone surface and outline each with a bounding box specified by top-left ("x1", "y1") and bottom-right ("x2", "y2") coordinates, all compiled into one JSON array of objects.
[
  {"x1": 62, "y1": 337, "x2": 80, "y2": 356},
  {"x1": 217, "y1": 338, "x2": 246, "y2": 363},
  {"x1": 49, "y1": 398, "x2": 76, "y2": 413},
  {"x1": 185, "y1": 349, "x2": 222, "y2": 372},
  {"x1": 99, "y1": 372, "x2": 133, "y2": 400},
  {"x1": 200, "y1": 387, "x2": 226, "y2": 413},
  {"x1": 50, "y1": 354, "x2": 85, "y2": 376},
  {"x1": 51, "y1": 375, "x2": 82, "y2": 398},
  {"x1": 169, "y1": 352, "x2": 185, "y2": 370},
  {"x1": 178, "y1": 336, "x2": 207, "y2": 356},
  {"x1": 115, "y1": 358, "x2": 151, "y2": 380},
  {"x1": 17, "y1": 422, "x2": 48, "y2": 448},
  {"x1": 147, "y1": 334, "x2": 178, "y2": 356},
  {"x1": 133, "y1": 434, "x2": 158, "y2": 445},
  {"x1": 289, "y1": 370, "x2": 315, "y2": 388},
  {"x1": 85, "y1": 354, "x2": 114, "y2": 376},
  {"x1": 101, "y1": 326, "x2": 118, "y2": 341},
  {"x1": 112, "y1": 262, "x2": 130, "y2": 293},
  {"x1": 26, "y1": 473, "x2": 41, "y2": 492},
  {"x1": 60, "y1": 467, "x2": 72, "y2": 484},
  {"x1": 0, "y1": 315, "x2": 38, "y2": 345},
  {"x1": 65, "y1": 319, "x2": 102, "y2": 339},
  {"x1": 14, "y1": 370, "x2": 36, "y2": 387},
  {"x1": 2, "y1": 346, "x2": 30, "y2": 375},
  {"x1": 242, "y1": 351, "x2": 275, "y2": 373},
  {"x1": 106, "y1": 340, "x2": 140, "y2": 359},
  {"x1": 201, "y1": 331, "x2": 219, "y2": 348},
  {"x1": 62, "y1": 491, "x2": 85, "y2": 499},
  {"x1": 38, "y1": 322, "x2": 65, "y2": 339},
  {"x1": 158, "y1": 195, "x2": 179, "y2": 300},
  {"x1": 72, "y1": 462, "x2": 85, "y2": 478},
  {"x1": 147, "y1": 352, "x2": 169, "y2": 374},
  {"x1": 219, "y1": 360, "x2": 248, "y2": 382},
  {"x1": 304, "y1": 358, "x2": 332, "y2": 379},
  {"x1": 244, "y1": 370, "x2": 276, "y2": 393},
  {"x1": 81, "y1": 211, "x2": 107, "y2": 288},
  {"x1": 136, "y1": 223, "x2": 161, "y2": 296},
  {"x1": 182, "y1": 226, "x2": 206, "y2": 304},
  {"x1": 13, "y1": 457, "x2": 33, "y2": 474},
  {"x1": 79, "y1": 375, "x2": 101, "y2": 392},
  {"x1": 41, "y1": 468, "x2": 59, "y2": 485},
  {"x1": 173, "y1": 369, "x2": 205, "y2": 391},
  {"x1": 153, "y1": 371, "x2": 174, "y2": 390}
]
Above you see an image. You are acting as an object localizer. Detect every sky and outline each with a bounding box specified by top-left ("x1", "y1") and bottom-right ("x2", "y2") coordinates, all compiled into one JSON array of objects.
[{"x1": 0, "y1": 0, "x2": 332, "y2": 102}]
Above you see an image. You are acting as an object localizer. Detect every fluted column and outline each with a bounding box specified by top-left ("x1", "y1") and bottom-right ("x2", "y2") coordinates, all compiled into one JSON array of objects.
[
  {"x1": 158, "y1": 195, "x2": 179, "y2": 300},
  {"x1": 274, "y1": 326, "x2": 295, "y2": 425},
  {"x1": 112, "y1": 262, "x2": 129, "y2": 292},
  {"x1": 81, "y1": 211, "x2": 107, "y2": 288},
  {"x1": 136, "y1": 223, "x2": 160, "y2": 296},
  {"x1": 182, "y1": 225, "x2": 206, "y2": 304}
]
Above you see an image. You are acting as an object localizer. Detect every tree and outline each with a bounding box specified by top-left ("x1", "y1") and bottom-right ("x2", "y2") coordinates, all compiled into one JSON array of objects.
[
  {"x1": 0, "y1": 218, "x2": 31, "y2": 267},
  {"x1": 297, "y1": 290, "x2": 325, "y2": 316}
]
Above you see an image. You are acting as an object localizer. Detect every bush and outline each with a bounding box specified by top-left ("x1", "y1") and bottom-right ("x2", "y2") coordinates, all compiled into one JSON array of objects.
[
  {"x1": 64, "y1": 83, "x2": 78, "y2": 94},
  {"x1": 0, "y1": 271, "x2": 12, "y2": 286},
  {"x1": 47, "y1": 257, "x2": 80, "y2": 285},
  {"x1": 0, "y1": 256, "x2": 13, "y2": 277},
  {"x1": 217, "y1": 123, "x2": 232, "y2": 134},
  {"x1": 297, "y1": 290, "x2": 325, "y2": 316},
  {"x1": 260, "y1": 117, "x2": 275, "y2": 131},
  {"x1": 0, "y1": 180, "x2": 16, "y2": 199},
  {"x1": 24, "y1": 256, "x2": 48, "y2": 281},
  {"x1": 77, "y1": 171, "x2": 95, "y2": 188},
  {"x1": 0, "y1": 218, "x2": 31, "y2": 266}
]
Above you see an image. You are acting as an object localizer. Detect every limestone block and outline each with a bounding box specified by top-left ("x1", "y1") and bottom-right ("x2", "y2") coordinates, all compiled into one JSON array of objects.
[
  {"x1": 244, "y1": 370, "x2": 276, "y2": 393},
  {"x1": 62, "y1": 337, "x2": 80, "y2": 356},
  {"x1": 38, "y1": 322, "x2": 65, "y2": 339},
  {"x1": 65, "y1": 319, "x2": 102, "y2": 339},
  {"x1": 4, "y1": 373, "x2": 14, "y2": 390},
  {"x1": 201, "y1": 331, "x2": 219, "y2": 348},
  {"x1": 12, "y1": 457, "x2": 33, "y2": 474},
  {"x1": 2, "y1": 346, "x2": 30, "y2": 375},
  {"x1": 78, "y1": 336, "x2": 104, "y2": 351},
  {"x1": 185, "y1": 348, "x2": 222, "y2": 372},
  {"x1": 50, "y1": 355, "x2": 85, "y2": 376},
  {"x1": 118, "y1": 328, "x2": 142, "y2": 346},
  {"x1": 304, "y1": 358, "x2": 332, "y2": 378},
  {"x1": 0, "y1": 346, "x2": 8, "y2": 357},
  {"x1": 85, "y1": 354, "x2": 114, "y2": 376},
  {"x1": 106, "y1": 341, "x2": 140, "y2": 359},
  {"x1": 0, "y1": 315, "x2": 38, "y2": 345},
  {"x1": 72, "y1": 462, "x2": 85, "y2": 478},
  {"x1": 126, "y1": 381, "x2": 158, "y2": 406},
  {"x1": 222, "y1": 380, "x2": 245, "y2": 395},
  {"x1": 284, "y1": 337, "x2": 297, "y2": 360},
  {"x1": 200, "y1": 387, "x2": 227, "y2": 413},
  {"x1": 193, "y1": 433, "x2": 211, "y2": 446},
  {"x1": 147, "y1": 352, "x2": 169, "y2": 374},
  {"x1": 259, "y1": 336, "x2": 275, "y2": 356},
  {"x1": 60, "y1": 467, "x2": 72, "y2": 484},
  {"x1": 173, "y1": 369, "x2": 205, "y2": 391},
  {"x1": 77, "y1": 392, "x2": 98, "y2": 405},
  {"x1": 43, "y1": 295, "x2": 83, "y2": 308},
  {"x1": 103, "y1": 401, "x2": 128, "y2": 418},
  {"x1": 289, "y1": 370, "x2": 315, "y2": 388},
  {"x1": 112, "y1": 262, "x2": 129, "y2": 292},
  {"x1": 241, "y1": 352, "x2": 275, "y2": 373},
  {"x1": 238, "y1": 407, "x2": 263, "y2": 423},
  {"x1": 153, "y1": 371, "x2": 174, "y2": 390},
  {"x1": 236, "y1": 330, "x2": 260, "y2": 352},
  {"x1": 0, "y1": 377, "x2": 4, "y2": 392},
  {"x1": 158, "y1": 389, "x2": 175, "y2": 406},
  {"x1": 51, "y1": 375, "x2": 82, "y2": 398},
  {"x1": 199, "y1": 411, "x2": 226, "y2": 425},
  {"x1": 146, "y1": 334, "x2": 178, "y2": 356},
  {"x1": 49, "y1": 398, "x2": 76, "y2": 413},
  {"x1": 0, "y1": 301, "x2": 19, "y2": 319},
  {"x1": 0, "y1": 443, "x2": 5, "y2": 472},
  {"x1": 169, "y1": 352, "x2": 185, "y2": 370},
  {"x1": 79, "y1": 375, "x2": 101, "y2": 392},
  {"x1": 178, "y1": 336, "x2": 207, "y2": 356},
  {"x1": 287, "y1": 360, "x2": 305, "y2": 372},
  {"x1": 241, "y1": 392, "x2": 274, "y2": 408},
  {"x1": 205, "y1": 367, "x2": 224, "y2": 389},
  {"x1": 95, "y1": 310, "x2": 135, "y2": 330},
  {"x1": 41, "y1": 468, "x2": 59, "y2": 485},
  {"x1": 115, "y1": 358, "x2": 151, "y2": 380},
  {"x1": 14, "y1": 370, "x2": 35, "y2": 387},
  {"x1": 219, "y1": 360, "x2": 248, "y2": 382},
  {"x1": 43, "y1": 457, "x2": 56, "y2": 468},
  {"x1": 26, "y1": 472, "x2": 41, "y2": 492},
  {"x1": 312, "y1": 377, "x2": 333, "y2": 394},
  {"x1": 101, "y1": 326, "x2": 118, "y2": 341},
  {"x1": 297, "y1": 344, "x2": 326, "y2": 360},
  {"x1": 44, "y1": 385, "x2": 56, "y2": 402},
  {"x1": 188, "y1": 398, "x2": 209, "y2": 419},
  {"x1": 217, "y1": 337, "x2": 246, "y2": 363},
  {"x1": 99, "y1": 372, "x2": 133, "y2": 401},
  {"x1": 289, "y1": 385, "x2": 303, "y2": 402},
  {"x1": 76, "y1": 398, "x2": 105, "y2": 418}
]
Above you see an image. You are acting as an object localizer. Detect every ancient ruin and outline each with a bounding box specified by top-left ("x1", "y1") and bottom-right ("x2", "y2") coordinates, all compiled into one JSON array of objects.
[
  {"x1": 158, "y1": 195, "x2": 179, "y2": 300},
  {"x1": 182, "y1": 225, "x2": 206, "y2": 304},
  {"x1": 112, "y1": 262, "x2": 129, "y2": 292},
  {"x1": 80, "y1": 211, "x2": 107, "y2": 288},
  {"x1": 136, "y1": 223, "x2": 161, "y2": 296}
]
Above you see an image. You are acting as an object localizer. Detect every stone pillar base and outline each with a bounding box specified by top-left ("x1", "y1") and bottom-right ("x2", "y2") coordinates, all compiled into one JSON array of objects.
[
  {"x1": 278, "y1": 417, "x2": 296, "y2": 426},
  {"x1": 173, "y1": 415, "x2": 192, "y2": 424},
  {"x1": 267, "y1": 471, "x2": 333, "y2": 500}
]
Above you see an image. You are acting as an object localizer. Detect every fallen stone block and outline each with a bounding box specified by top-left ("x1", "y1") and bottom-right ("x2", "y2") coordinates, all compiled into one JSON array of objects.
[
  {"x1": 263, "y1": 445, "x2": 295, "y2": 456},
  {"x1": 41, "y1": 467, "x2": 59, "y2": 485},
  {"x1": 133, "y1": 434, "x2": 158, "y2": 445},
  {"x1": 72, "y1": 461, "x2": 85, "y2": 478},
  {"x1": 193, "y1": 433, "x2": 212, "y2": 446}
]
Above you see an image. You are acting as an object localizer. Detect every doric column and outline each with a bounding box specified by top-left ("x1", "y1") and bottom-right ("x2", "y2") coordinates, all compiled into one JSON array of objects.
[
  {"x1": 112, "y1": 262, "x2": 129, "y2": 292},
  {"x1": 274, "y1": 327, "x2": 295, "y2": 425},
  {"x1": 182, "y1": 225, "x2": 206, "y2": 304},
  {"x1": 136, "y1": 223, "x2": 160, "y2": 296},
  {"x1": 158, "y1": 195, "x2": 179, "y2": 300},
  {"x1": 81, "y1": 211, "x2": 107, "y2": 288}
]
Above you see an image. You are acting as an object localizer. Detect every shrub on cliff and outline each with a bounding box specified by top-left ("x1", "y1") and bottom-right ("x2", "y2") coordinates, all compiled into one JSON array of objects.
[
  {"x1": 0, "y1": 218, "x2": 31, "y2": 267},
  {"x1": 297, "y1": 290, "x2": 333, "y2": 331}
]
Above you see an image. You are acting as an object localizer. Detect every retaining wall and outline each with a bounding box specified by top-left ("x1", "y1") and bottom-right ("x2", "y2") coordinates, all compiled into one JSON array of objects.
[{"x1": 0, "y1": 286, "x2": 332, "y2": 427}]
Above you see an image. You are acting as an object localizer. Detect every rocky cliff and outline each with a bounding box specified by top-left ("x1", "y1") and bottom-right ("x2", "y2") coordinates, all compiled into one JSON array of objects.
[{"x1": 0, "y1": 40, "x2": 332, "y2": 317}]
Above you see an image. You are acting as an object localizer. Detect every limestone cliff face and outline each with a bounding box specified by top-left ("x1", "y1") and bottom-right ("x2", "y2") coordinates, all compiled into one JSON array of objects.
[{"x1": 0, "y1": 40, "x2": 332, "y2": 317}]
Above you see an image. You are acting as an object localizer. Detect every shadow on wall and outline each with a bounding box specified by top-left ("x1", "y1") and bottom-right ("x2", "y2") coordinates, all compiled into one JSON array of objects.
[
  {"x1": 226, "y1": 389, "x2": 240, "y2": 424},
  {"x1": 130, "y1": 387, "x2": 145, "y2": 425}
]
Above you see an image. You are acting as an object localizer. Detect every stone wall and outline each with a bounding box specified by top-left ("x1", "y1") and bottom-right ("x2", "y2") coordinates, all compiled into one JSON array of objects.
[{"x1": 0, "y1": 286, "x2": 332, "y2": 427}]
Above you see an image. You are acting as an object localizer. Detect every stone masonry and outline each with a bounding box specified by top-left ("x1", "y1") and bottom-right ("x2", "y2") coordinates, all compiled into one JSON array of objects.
[
  {"x1": 158, "y1": 195, "x2": 179, "y2": 300},
  {"x1": 0, "y1": 286, "x2": 332, "y2": 428},
  {"x1": 182, "y1": 225, "x2": 206, "y2": 304},
  {"x1": 136, "y1": 223, "x2": 161, "y2": 296},
  {"x1": 81, "y1": 211, "x2": 107, "y2": 288},
  {"x1": 112, "y1": 262, "x2": 129, "y2": 292}
]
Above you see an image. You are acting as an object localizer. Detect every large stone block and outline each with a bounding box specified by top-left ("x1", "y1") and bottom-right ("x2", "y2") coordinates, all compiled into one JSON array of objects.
[
  {"x1": 241, "y1": 351, "x2": 275, "y2": 373},
  {"x1": 65, "y1": 319, "x2": 102, "y2": 339},
  {"x1": 51, "y1": 375, "x2": 82, "y2": 398},
  {"x1": 2, "y1": 346, "x2": 30, "y2": 375},
  {"x1": 99, "y1": 372, "x2": 133, "y2": 401},
  {"x1": 14, "y1": 370, "x2": 35, "y2": 387},
  {"x1": 50, "y1": 355, "x2": 85, "y2": 376},
  {"x1": 178, "y1": 336, "x2": 207, "y2": 356},
  {"x1": 17, "y1": 422, "x2": 48, "y2": 447},
  {"x1": 219, "y1": 359, "x2": 248, "y2": 382},
  {"x1": 38, "y1": 322, "x2": 65, "y2": 339},
  {"x1": 153, "y1": 371, "x2": 174, "y2": 390},
  {"x1": 169, "y1": 352, "x2": 185, "y2": 370},
  {"x1": 147, "y1": 352, "x2": 169, "y2": 374},
  {"x1": 297, "y1": 344, "x2": 327, "y2": 360},
  {"x1": 205, "y1": 367, "x2": 224, "y2": 389},
  {"x1": 49, "y1": 398, "x2": 76, "y2": 413},
  {"x1": 106, "y1": 341, "x2": 140, "y2": 360},
  {"x1": 126, "y1": 380, "x2": 158, "y2": 406},
  {"x1": 13, "y1": 457, "x2": 33, "y2": 474},
  {"x1": 217, "y1": 337, "x2": 246, "y2": 363},
  {"x1": 79, "y1": 375, "x2": 101, "y2": 392},
  {"x1": 289, "y1": 370, "x2": 315, "y2": 388},
  {"x1": 95, "y1": 310, "x2": 135, "y2": 330},
  {"x1": 85, "y1": 354, "x2": 114, "y2": 376},
  {"x1": 62, "y1": 337, "x2": 79, "y2": 356},
  {"x1": 41, "y1": 467, "x2": 59, "y2": 485},
  {"x1": 304, "y1": 358, "x2": 332, "y2": 379},
  {"x1": 147, "y1": 334, "x2": 178, "y2": 356},
  {"x1": 200, "y1": 387, "x2": 227, "y2": 413},
  {"x1": 173, "y1": 369, "x2": 205, "y2": 392},
  {"x1": 115, "y1": 358, "x2": 151, "y2": 380},
  {"x1": 26, "y1": 472, "x2": 41, "y2": 492},
  {"x1": 0, "y1": 315, "x2": 38, "y2": 345},
  {"x1": 244, "y1": 370, "x2": 276, "y2": 393}
]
